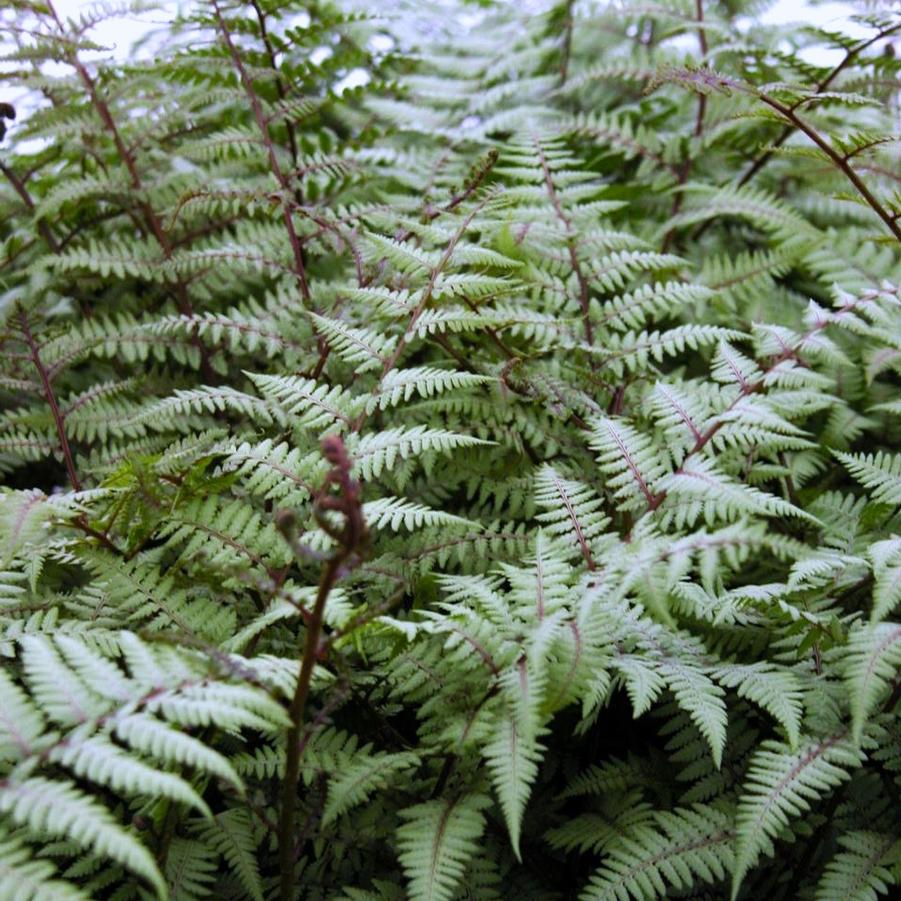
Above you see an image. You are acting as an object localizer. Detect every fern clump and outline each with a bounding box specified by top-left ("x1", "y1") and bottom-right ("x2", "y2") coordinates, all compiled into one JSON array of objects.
[{"x1": 1, "y1": 0, "x2": 899, "y2": 899}]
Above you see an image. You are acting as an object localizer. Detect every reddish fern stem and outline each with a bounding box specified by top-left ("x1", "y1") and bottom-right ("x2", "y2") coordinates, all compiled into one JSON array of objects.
[
  {"x1": 0, "y1": 161, "x2": 60, "y2": 253},
  {"x1": 535, "y1": 138, "x2": 594, "y2": 345},
  {"x1": 44, "y1": 0, "x2": 215, "y2": 381},
  {"x1": 276, "y1": 438, "x2": 367, "y2": 901},
  {"x1": 17, "y1": 313, "x2": 121, "y2": 554},
  {"x1": 552, "y1": 473, "x2": 597, "y2": 571},
  {"x1": 660, "y1": 0, "x2": 707, "y2": 253},
  {"x1": 754, "y1": 91, "x2": 901, "y2": 242},
  {"x1": 559, "y1": 0, "x2": 575, "y2": 86},
  {"x1": 67, "y1": 518, "x2": 122, "y2": 555},
  {"x1": 18, "y1": 308, "x2": 80, "y2": 492},
  {"x1": 211, "y1": 0, "x2": 312, "y2": 304},
  {"x1": 738, "y1": 22, "x2": 901, "y2": 188},
  {"x1": 397, "y1": 153, "x2": 497, "y2": 245},
  {"x1": 277, "y1": 553, "x2": 342, "y2": 897},
  {"x1": 249, "y1": 0, "x2": 302, "y2": 184},
  {"x1": 351, "y1": 194, "x2": 493, "y2": 434},
  {"x1": 687, "y1": 0, "x2": 709, "y2": 146}
]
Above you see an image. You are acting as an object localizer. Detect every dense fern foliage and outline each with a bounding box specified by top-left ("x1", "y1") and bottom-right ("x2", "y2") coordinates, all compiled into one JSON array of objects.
[{"x1": 2, "y1": 0, "x2": 900, "y2": 898}]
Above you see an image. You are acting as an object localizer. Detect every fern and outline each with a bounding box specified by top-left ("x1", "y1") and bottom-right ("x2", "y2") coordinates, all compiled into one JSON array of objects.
[{"x1": 1, "y1": 0, "x2": 900, "y2": 898}]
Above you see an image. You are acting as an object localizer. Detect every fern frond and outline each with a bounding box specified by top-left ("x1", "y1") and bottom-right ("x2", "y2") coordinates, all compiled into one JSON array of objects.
[
  {"x1": 366, "y1": 368, "x2": 492, "y2": 413},
  {"x1": 363, "y1": 496, "x2": 473, "y2": 533},
  {"x1": 814, "y1": 831, "x2": 900, "y2": 901},
  {"x1": 588, "y1": 416, "x2": 668, "y2": 511},
  {"x1": 533, "y1": 464, "x2": 609, "y2": 566},
  {"x1": 193, "y1": 809, "x2": 263, "y2": 901},
  {"x1": 731, "y1": 733, "x2": 865, "y2": 898},
  {"x1": 165, "y1": 835, "x2": 218, "y2": 900},
  {"x1": 0, "y1": 777, "x2": 165, "y2": 897},
  {"x1": 834, "y1": 451, "x2": 901, "y2": 506},
  {"x1": 310, "y1": 312, "x2": 397, "y2": 372},
  {"x1": 351, "y1": 426, "x2": 491, "y2": 481},
  {"x1": 844, "y1": 622, "x2": 901, "y2": 746},
  {"x1": 48, "y1": 736, "x2": 211, "y2": 816},
  {"x1": 714, "y1": 662, "x2": 803, "y2": 750},
  {"x1": 659, "y1": 457, "x2": 813, "y2": 527},
  {"x1": 323, "y1": 749, "x2": 420, "y2": 825},
  {"x1": 580, "y1": 803, "x2": 734, "y2": 901},
  {"x1": 483, "y1": 666, "x2": 546, "y2": 860},
  {"x1": 594, "y1": 282, "x2": 713, "y2": 332},
  {"x1": 249, "y1": 373, "x2": 354, "y2": 429},
  {"x1": 396, "y1": 793, "x2": 490, "y2": 901},
  {"x1": 869, "y1": 537, "x2": 901, "y2": 623},
  {"x1": 0, "y1": 828, "x2": 90, "y2": 900}
]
